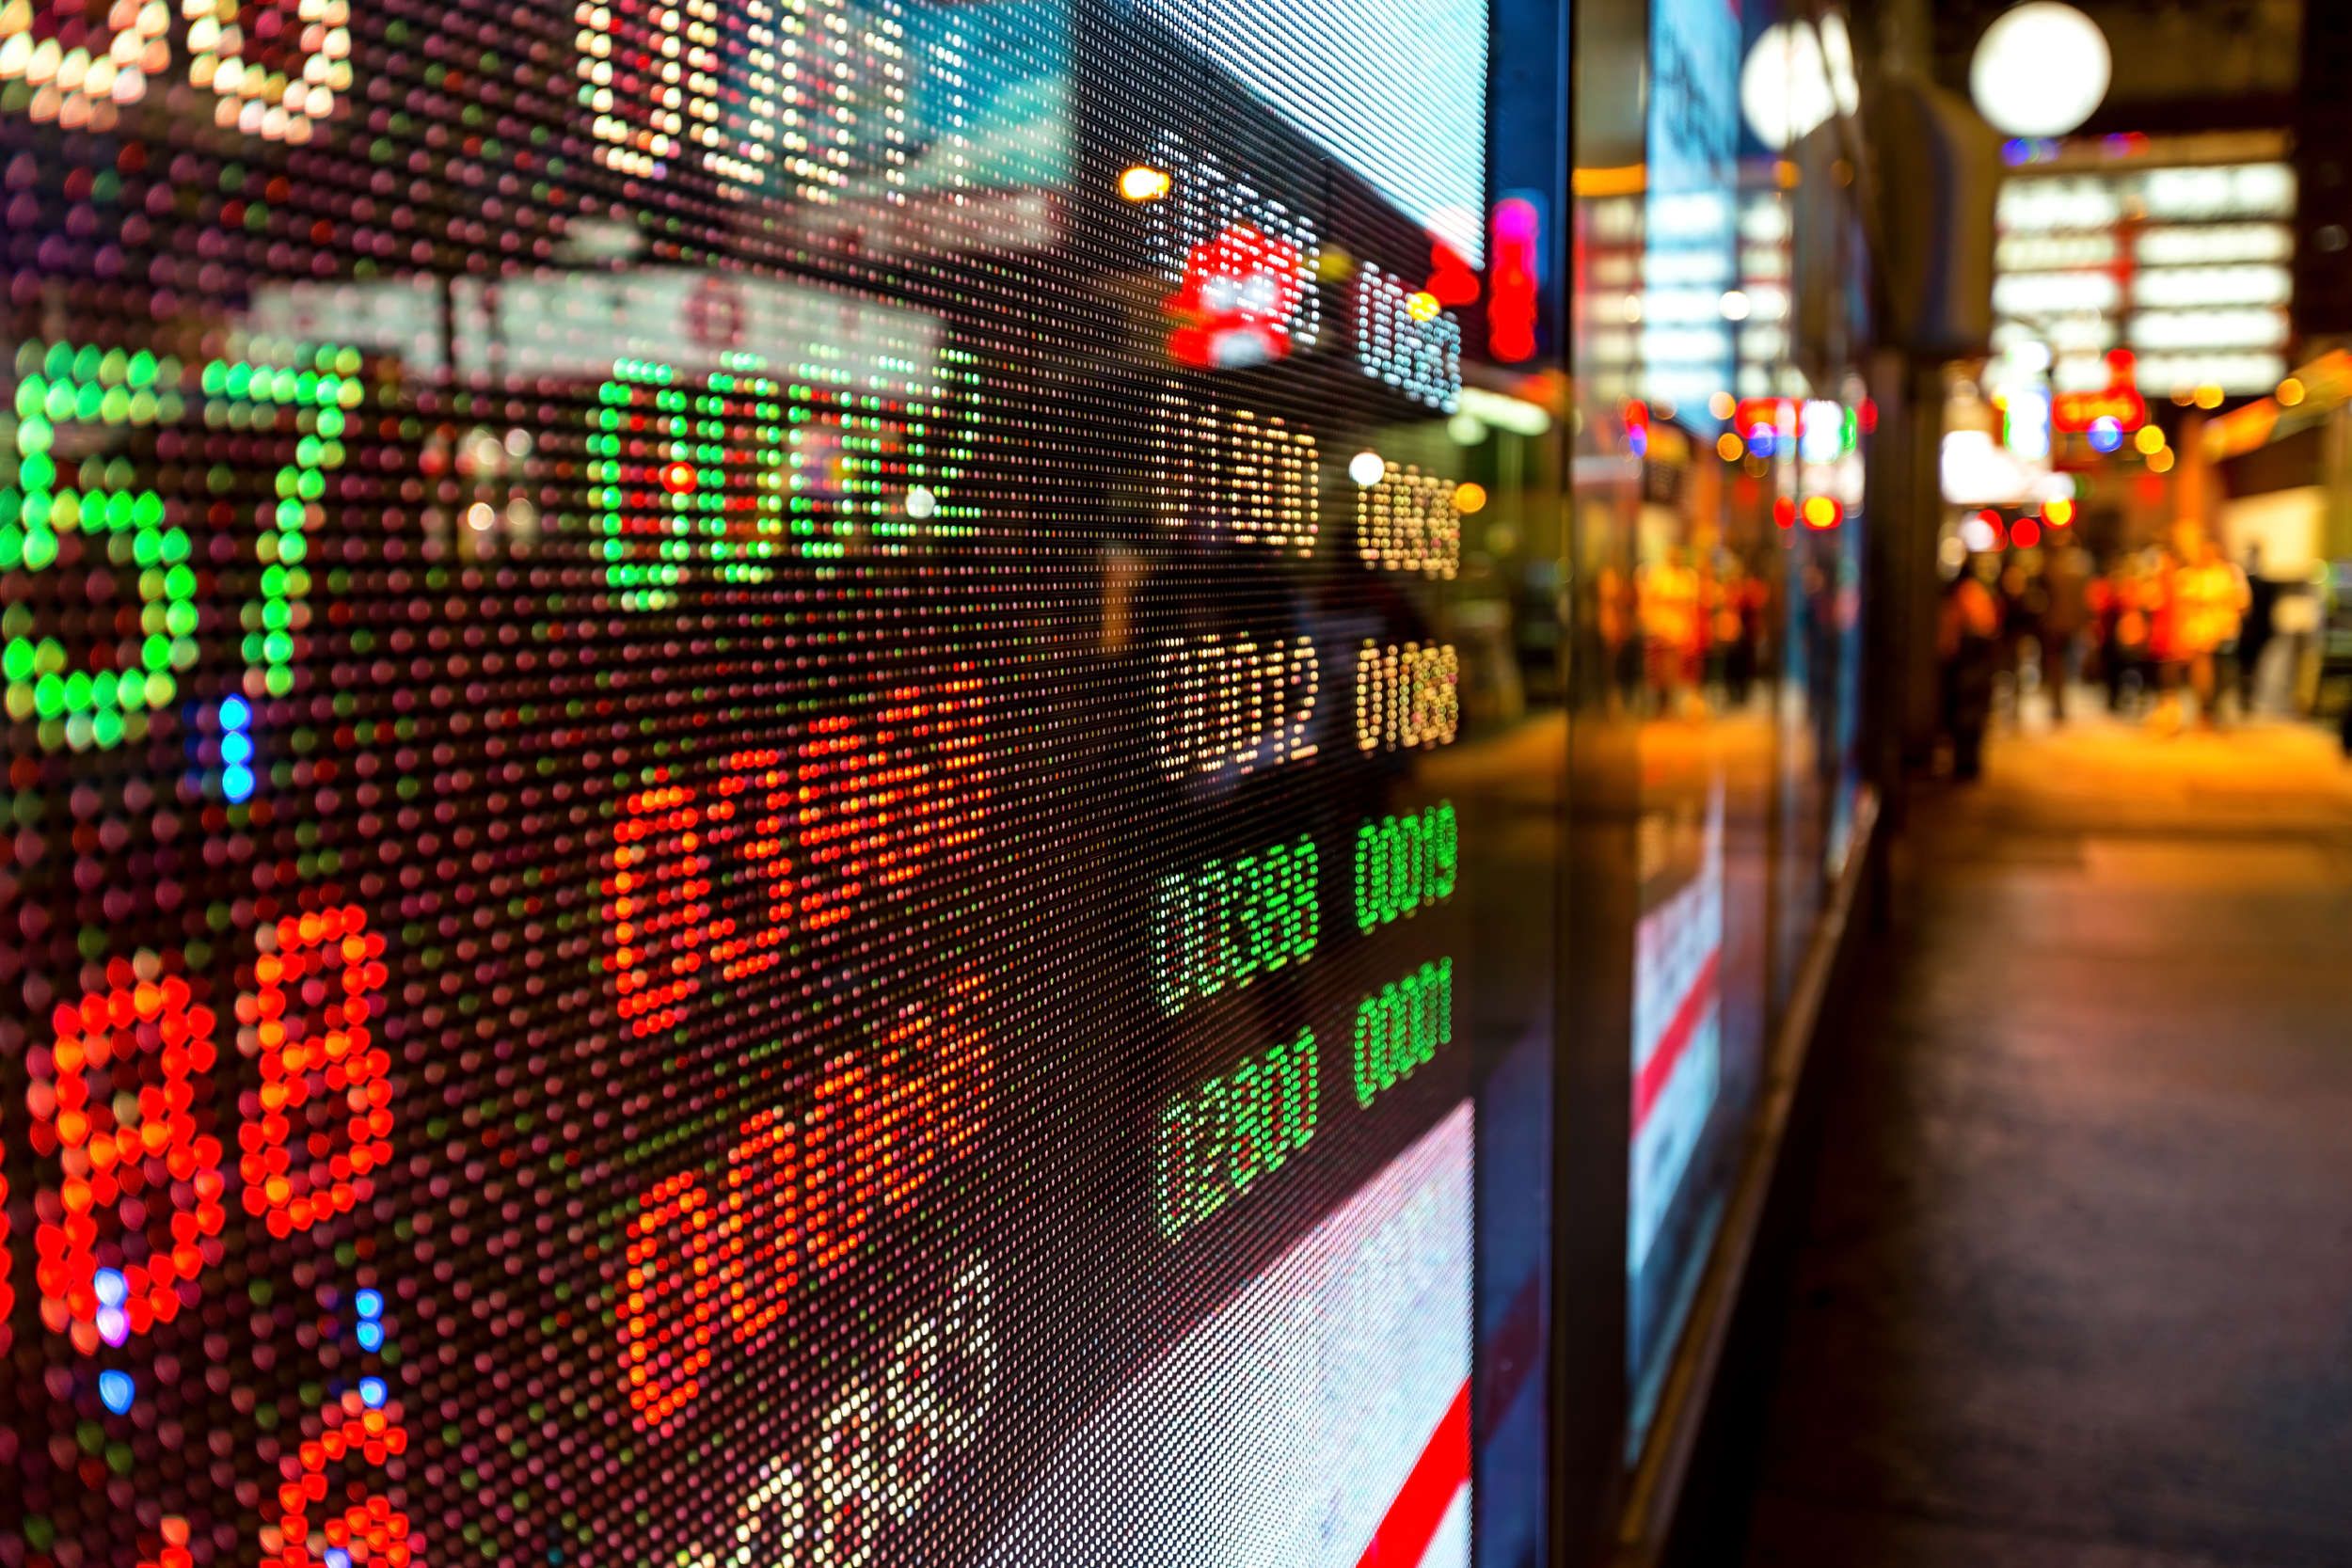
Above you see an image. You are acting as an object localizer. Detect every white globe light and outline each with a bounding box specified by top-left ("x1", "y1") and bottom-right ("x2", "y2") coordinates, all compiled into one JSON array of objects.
[
  {"x1": 1970, "y1": 3, "x2": 2112, "y2": 138},
  {"x1": 1348, "y1": 450, "x2": 1387, "y2": 487},
  {"x1": 1740, "y1": 18, "x2": 1859, "y2": 151}
]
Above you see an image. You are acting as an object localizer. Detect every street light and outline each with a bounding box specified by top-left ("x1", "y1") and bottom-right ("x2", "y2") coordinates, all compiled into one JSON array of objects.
[{"x1": 1970, "y1": 4, "x2": 2112, "y2": 139}]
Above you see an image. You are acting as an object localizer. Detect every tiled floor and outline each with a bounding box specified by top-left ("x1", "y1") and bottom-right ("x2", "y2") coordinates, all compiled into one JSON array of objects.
[{"x1": 1740, "y1": 716, "x2": 2352, "y2": 1568}]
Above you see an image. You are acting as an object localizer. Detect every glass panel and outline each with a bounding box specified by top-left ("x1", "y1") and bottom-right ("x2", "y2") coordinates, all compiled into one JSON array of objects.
[
  {"x1": 0, "y1": 0, "x2": 1573, "y2": 1563},
  {"x1": 1615, "y1": 0, "x2": 1871, "y2": 1451}
]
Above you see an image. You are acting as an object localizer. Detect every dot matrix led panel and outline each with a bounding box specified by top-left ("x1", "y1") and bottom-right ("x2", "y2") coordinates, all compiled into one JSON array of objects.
[{"x1": 0, "y1": 0, "x2": 1541, "y2": 1564}]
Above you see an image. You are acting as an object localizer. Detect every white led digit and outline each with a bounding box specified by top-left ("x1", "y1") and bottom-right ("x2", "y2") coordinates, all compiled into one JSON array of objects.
[{"x1": 1356, "y1": 263, "x2": 1463, "y2": 411}]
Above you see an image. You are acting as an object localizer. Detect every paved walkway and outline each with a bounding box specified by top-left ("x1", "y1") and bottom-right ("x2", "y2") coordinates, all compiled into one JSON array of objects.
[{"x1": 1741, "y1": 718, "x2": 2352, "y2": 1568}]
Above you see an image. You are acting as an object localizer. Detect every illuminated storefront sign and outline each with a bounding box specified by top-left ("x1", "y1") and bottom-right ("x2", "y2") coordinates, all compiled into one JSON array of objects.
[
  {"x1": 1993, "y1": 150, "x2": 2299, "y2": 397},
  {"x1": 2052, "y1": 386, "x2": 2148, "y2": 433}
]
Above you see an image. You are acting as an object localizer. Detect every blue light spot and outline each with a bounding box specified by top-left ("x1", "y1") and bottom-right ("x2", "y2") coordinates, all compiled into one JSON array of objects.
[
  {"x1": 222, "y1": 732, "x2": 253, "y2": 765},
  {"x1": 2088, "y1": 417, "x2": 2124, "y2": 454},
  {"x1": 224, "y1": 765, "x2": 255, "y2": 802},
  {"x1": 99, "y1": 1370, "x2": 135, "y2": 1414},
  {"x1": 220, "y1": 695, "x2": 251, "y2": 729},
  {"x1": 326, "y1": 1548, "x2": 353, "y2": 1568},
  {"x1": 357, "y1": 1321, "x2": 385, "y2": 1352},
  {"x1": 359, "y1": 1376, "x2": 388, "y2": 1408},
  {"x1": 94, "y1": 1268, "x2": 128, "y2": 1307},
  {"x1": 356, "y1": 1289, "x2": 384, "y2": 1320},
  {"x1": 1627, "y1": 427, "x2": 1648, "y2": 459}
]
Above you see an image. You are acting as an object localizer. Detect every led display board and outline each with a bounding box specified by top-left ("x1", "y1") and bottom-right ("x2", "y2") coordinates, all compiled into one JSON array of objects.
[{"x1": 0, "y1": 1, "x2": 1563, "y2": 1565}]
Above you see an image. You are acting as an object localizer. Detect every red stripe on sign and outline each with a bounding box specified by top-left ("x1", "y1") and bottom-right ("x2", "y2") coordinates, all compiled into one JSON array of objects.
[
  {"x1": 1358, "y1": 1378, "x2": 1471, "y2": 1568},
  {"x1": 1633, "y1": 948, "x2": 1722, "y2": 1133}
]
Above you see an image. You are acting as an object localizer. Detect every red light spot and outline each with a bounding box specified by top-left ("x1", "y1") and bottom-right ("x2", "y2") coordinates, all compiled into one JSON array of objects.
[
  {"x1": 661, "y1": 461, "x2": 697, "y2": 494},
  {"x1": 1425, "y1": 239, "x2": 1481, "y2": 307},
  {"x1": 1167, "y1": 223, "x2": 1308, "y2": 369},
  {"x1": 1773, "y1": 496, "x2": 1798, "y2": 529},
  {"x1": 2012, "y1": 518, "x2": 2042, "y2": 549},
  {"x1": 1486, "y1": 198, "x2": 1543, "y2": 362}
]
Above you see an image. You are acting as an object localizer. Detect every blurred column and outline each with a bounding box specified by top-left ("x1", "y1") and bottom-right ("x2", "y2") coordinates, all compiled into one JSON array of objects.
[
  {"x1": 1851, "y1": 0, "x2": 1998, "y2": 805},
  {"x1": 2326, "y1": 404, "x2": 2352, "y2": 562}
]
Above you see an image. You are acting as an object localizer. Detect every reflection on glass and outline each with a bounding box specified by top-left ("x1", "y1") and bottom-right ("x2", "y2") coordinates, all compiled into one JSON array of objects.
[{"x1": 1616, "y1": 0, "x2": 1872, "y2": 1451}]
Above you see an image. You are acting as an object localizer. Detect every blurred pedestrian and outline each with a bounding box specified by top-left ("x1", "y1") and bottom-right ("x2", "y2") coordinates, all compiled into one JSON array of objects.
[
  {"x1": 2039, "y1": 540, "x2": 2090, "y2": 723},
  {"x1": 2001, "y1": 553, "x2": 2049, "y2": 725},
  {"x1": 2171, "y1": 534, "x2": 2249, "y2": 729},
  {"x1": 2238, "y1": 543, "x2": 2277, "y2": 714},
  {"x1": 1637, "y1": 546, "x2": 1704, "y2": 717},
  {"x1": 2147, "y1": 546, "x2": 2186, "y2": 735},
  {"x1": 1940, "y1": 554, "x2": 2004, "y2": 780},
  {"x1": 1711, "y1": 558, "x2": 1763, "y2": 708},
  {"x1": 2093, "y1": 552, "x2": 2157, "y2": 715}
]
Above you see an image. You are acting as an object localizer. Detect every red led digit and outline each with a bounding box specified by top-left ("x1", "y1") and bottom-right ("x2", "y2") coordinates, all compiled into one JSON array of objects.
[
  {"x1": 262, "y1": 1393, "x2": 414, "y2": 1568},
  {"x1": 723, "y1": 1108, "x2": 808, "y2": 1341},
  {"x1": 803, "y1": 1054, "x2": 881, "y2": 1276},
  {"x1": 708, "y1": 747, "x2": 798, "y2": 984},
  {"x1": 796, "y1": 675, "x2": 990, "y2": 934},
  {"x1": 28, "y1": 958, "x2": 226, "y2": 1353},
  {"x1": 236, "y1": 905, "x2": 394, "y2": 1238},
  {"x1": 607, "y1": 774, "x2": 713, "y2": 1037},
  {"x1": 617, "y1": 1172, "x2": 740, "y2": 1428},
  {"x1": 608, "y1": 750, "x2": 796, "y2": 1033},
  {"x1": 870, "y1": 973, "x2": 993, "y2": 1208}
]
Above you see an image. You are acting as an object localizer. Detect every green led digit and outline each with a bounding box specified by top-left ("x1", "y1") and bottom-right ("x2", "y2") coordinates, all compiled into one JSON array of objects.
[
  {"x1": 1351, "y1": 800, "x2": 1458, "y2": 932},
  {"x1": 1431, "y1": 802, "x2": 1459, "y2": 900},
  {"x1": 3, "y1": 341, "x2": 352, "y2": 752},
  {"x1": 1155, "y1": 1027, "x2": 1320, "y2": 1241},
  {"x1": 1351, "y1": 958, "x2": 1455, "y2": 1111},
  {"x1": 207, "y1": 350, "x2": 358, "y2": 707},
  {"x1": 1154, "y1": 832, "x2": 1321, "y2": 1017}
]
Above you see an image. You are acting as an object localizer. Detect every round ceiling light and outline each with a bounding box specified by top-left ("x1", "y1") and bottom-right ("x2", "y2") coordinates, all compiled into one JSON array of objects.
[
  {"x1": 1970, "y1": 3, "x2": 2112, "y2": 138},
  {"x1": 1740, "y1": 17, "x2": 1860, "y2": 151}
]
